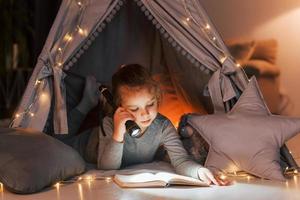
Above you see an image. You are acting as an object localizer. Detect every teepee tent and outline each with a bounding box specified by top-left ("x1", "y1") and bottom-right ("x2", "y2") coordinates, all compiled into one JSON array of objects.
[{"x1": 9, "y1": 0, "x2": 296, "y2": 167}]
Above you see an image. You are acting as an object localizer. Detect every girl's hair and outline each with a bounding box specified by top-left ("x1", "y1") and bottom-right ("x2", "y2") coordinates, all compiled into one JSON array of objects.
[{"x1": 112, "y1": 64, "x2": 161, "y2": 106}]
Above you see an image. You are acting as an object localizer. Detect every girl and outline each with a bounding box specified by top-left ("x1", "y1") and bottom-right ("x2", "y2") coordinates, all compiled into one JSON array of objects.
[{"x1": 97, "y1": 64, "x2": 220, "y2": 185}]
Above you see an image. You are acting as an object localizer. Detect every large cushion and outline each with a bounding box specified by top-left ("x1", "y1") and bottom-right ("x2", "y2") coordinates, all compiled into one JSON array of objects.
[
  {"x1": 226, "y1": 39, "x2": 256, "y2": 63},
  {"x1": 0, "y1": 128, "x2": 85, "y2": 194},
  {"x1": 186, "y1": 77, "x2": 300, "y2": 181}
]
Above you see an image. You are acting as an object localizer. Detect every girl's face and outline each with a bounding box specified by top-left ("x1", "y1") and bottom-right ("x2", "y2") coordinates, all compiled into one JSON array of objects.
[{"x1": 119, "y1": 86, "x2": 158, "y2": 132}]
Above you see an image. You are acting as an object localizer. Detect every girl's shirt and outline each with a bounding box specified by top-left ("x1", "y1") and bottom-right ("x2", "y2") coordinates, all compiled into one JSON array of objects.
[{"x1": 98, "y1": 113, "x2": 202, "y2": 179}]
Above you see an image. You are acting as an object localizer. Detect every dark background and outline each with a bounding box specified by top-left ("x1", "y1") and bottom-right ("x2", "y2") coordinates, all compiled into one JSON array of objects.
[{"x1": 0, "y1": 0, "x2": 62, "y2": 118}]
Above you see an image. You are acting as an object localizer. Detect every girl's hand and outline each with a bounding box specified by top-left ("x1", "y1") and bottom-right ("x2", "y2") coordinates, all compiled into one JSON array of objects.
[
  {"x1": 197, "y1": 167, "x2": 232, "y2": 186},
  {"x1": 197, "y1": 167, "x2": 219, "y2": 185},
  {"x1": 112, "y1": 107, "x2": 135, "y2": 142}
]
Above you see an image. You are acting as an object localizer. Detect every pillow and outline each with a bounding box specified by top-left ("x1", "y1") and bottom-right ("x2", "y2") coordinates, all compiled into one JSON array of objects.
[
  {"x1": 186, "y1": 77, "x2": 300, "y2": 181},
  {"x1": 243, "y1": 59, "x2": 280, "y2": 77},
  {"x1": 250, "y1": 39, "x2": 278, "y2": 64},
  {"x1": 226, "y1": 39, "x2": 256, "y2": 63},
  {"x1": 0, "y1": 128, "x2": 85, "y2": 194}
]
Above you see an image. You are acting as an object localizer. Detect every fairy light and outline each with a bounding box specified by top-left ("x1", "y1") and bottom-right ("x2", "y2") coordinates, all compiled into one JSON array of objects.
[
  {"x1": 219, "y1": 174, "x2": 227, "y2": 180},
  {"x1": 64, "y1": 34, "x2": 73, "y2": 42},
  {"x1": 236, "y1": 63, "x2": 241, "y2": 68},
  {"x1": 105, "y1": 177, "x2": 112, "y2": 183},
  {"x1": 77, "y1": 1, "x2": 82, "y2": 7},
  {"x1": 58, "y1": 47, "x2": 62, "y2": 52},
  {"x1": 54, "y1": 182, "x2": 60, "y2": 189},
  {"x1": 212, "y1": 36, "x2": 216, "y2": 41},
  {"x1": 35, "y1": 80, "x2": 41, "y2": 85},
  {"x1": 220, "y1": 56, "x2": 227, "y2": 64},
  {"x1": 77, "y1": 26, "x2": 88, "y2": 36},
  {"x1": 205, "y1": 24, "x2": 210, "y2": 30}
]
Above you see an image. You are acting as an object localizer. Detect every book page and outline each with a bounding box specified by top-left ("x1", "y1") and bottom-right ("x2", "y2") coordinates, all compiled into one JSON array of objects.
[{"x1": 114, "y1": 172, "x2": 209, "y2": 188}]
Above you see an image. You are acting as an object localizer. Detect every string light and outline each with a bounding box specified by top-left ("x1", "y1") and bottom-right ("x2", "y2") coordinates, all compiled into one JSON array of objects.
[
  {"x1": 77, "y1": 1, "x2": 82, "y2": 7},
  {"x1": 205, "y1": 24, "x2": 210, "y2": 30},
  {"x1": 54, "y1": 182, "x2": 60, "y2": 189},
  {"x1": 64, "y1": 34, "x2": 73, "y2": 42},
  {"x1": 77, "y1": 26, "x2": 88, "y2": 36}
]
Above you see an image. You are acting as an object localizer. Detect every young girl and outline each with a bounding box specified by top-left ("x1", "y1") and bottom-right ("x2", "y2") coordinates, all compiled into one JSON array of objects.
[{"x1": 97, "y1": 64, "x2": 220, "y2": 185}]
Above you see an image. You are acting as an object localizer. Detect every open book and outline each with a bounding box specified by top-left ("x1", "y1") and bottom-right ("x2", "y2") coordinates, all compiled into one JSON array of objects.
[{"x1": 114, "y1": 172, "x2": 209, "y2": 188}]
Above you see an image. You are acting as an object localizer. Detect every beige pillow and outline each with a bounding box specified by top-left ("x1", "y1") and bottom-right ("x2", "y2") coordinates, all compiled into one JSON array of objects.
[
  {"x1": 243, "y1": 59, "x2": 280, "y2": 77},
  {"x1": 250, "y1": 39, "x2": 278, "y2": 64},
  {"x1": 226, "y1": 39, "x2": 256, "y2": 63},
  {"x1": 187, "y1": 77, "x2": 300, "y2": 181}
]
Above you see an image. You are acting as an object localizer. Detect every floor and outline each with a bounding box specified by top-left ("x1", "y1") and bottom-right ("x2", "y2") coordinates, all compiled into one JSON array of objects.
[{"x1": 1, "y1": 161, "x2": 300, "y2": 200}]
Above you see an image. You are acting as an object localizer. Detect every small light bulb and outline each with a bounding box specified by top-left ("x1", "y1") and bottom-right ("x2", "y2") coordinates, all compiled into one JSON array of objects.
[
  {"x1": 77, "y1": 26, "x2": 87, "y2": 36},
  {"x1": 236, "y1": 63, "x2": 241, "y2": 68},
  {"x1": 15, "y1": 113, "x2": 20, "y2": 118},
  {"x1": 212, "y1": 37, "x2": 216, "y2": 41},
  {"x1": 219, "y1": 174, "x2": 227, "y2": 180},
  {"x1": 54, "y1": 182, "x2": 60, "y2": 188},
  {"x1": 58, "y1": 47, "x2": 62, "y2": 51},
  {"x1": 294, "y1": 169, "x2": 298, "y2": 174},
  {"x1": 186, "y1": 17, "x2": 190, "y2": 21},
  {"x1": 64, "y1": 34, "x2": 73, "y2": 42},
  {"x1": 57, "y1": 62, "x2": 62, "y2": 67},
  {"x1": 77, "y1": 1, "x2": 82, "y2": 6},
  {"x1": 29, "y1": 112, "x2": 34, "y2": 117},
  {"x1": 205, "y1": 24, "x2": 210, "y2": 29},
  {"x1": 35, "y1": 80, "x2": 41, "y2": 85}
]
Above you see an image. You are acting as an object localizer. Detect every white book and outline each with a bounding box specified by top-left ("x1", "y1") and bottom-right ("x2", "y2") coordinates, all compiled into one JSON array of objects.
[{"x1": 114, "y1": 172, "x2": 209, "y2": 188}]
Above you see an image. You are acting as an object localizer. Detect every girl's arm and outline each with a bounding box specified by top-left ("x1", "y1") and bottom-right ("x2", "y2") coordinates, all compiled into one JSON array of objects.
[
  {"x1": 98, "y1": 107, "x2": 134, "y2": 169},
  {"x1": 97, "y1": 117, "x2": 124, "y2": 170},
  {"x1": 162, "y1": 119, "x2": 218, "y2": 185}
]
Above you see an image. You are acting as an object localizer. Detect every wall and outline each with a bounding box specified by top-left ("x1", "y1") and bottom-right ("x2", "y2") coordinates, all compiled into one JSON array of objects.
[{"x1": 199, "y1": 0, "x2": 300, "y2": 162}]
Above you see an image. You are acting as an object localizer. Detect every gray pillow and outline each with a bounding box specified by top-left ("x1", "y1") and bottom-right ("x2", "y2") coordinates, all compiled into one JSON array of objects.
[
  {"x1": 0, "y1": 128, "x2": 85, "y2": 194},
  {"x1": 186, "y1": 77, "x2": 300, "y2": 181}
]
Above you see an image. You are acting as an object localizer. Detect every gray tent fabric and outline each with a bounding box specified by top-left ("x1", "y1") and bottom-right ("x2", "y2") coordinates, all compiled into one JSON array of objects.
[{"x1": 11, "y1": 0, "x2": 248, "y2": 133}]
